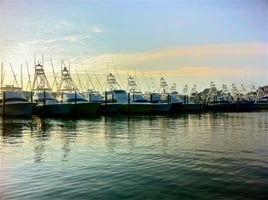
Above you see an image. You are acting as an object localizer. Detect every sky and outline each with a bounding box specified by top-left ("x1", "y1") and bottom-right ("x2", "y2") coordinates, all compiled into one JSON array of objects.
[{"x1": 0, "y1": 0, "x2": 267, "y2": 93}]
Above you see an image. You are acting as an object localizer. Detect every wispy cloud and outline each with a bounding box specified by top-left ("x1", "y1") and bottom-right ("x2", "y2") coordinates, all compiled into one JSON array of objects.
[
  {"x1": 63, "y1": 34, "x2": 91, "y2": 43},
  {"x1": 79, "y1": 42, "x2": 267, "y2": 87},
  {"x1": 178, "y1": 66, "x2": 260, "y2": 77},
  {"x1": 81, "y1": 41, "x2": 266, "y2": 68},
  {"x1": 136, "y1": 42, "x2": 267, "y2": 63},
  {"x1": 59, "y1": 20, "x2": 72, "y2": 27},
  {"x1": 93, "y1": 26, "x2": 103, "y2": 33},
  {"x1": 18, "y1": 34, "x2": 91, "y2": 47}
]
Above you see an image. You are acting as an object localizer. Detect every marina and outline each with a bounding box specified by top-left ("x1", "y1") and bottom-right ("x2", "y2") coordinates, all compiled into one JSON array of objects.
[
  {"x1": 1, "y1": 1, "x2": 267, "y2": 199},
  {"x1": 0, "y1": 62, "x2": 267, "y2": 118},
  {"x1": 1, "y1": 86, "x2": 267, "y2": 117}
]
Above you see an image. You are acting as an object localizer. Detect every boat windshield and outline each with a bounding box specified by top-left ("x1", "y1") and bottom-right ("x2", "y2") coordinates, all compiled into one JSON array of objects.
[
  {"x1": 34, "y1": 98, "x2": 56, "y2": 103},
  {"x1": 0, "y1": 98, "x2": 28, "y2": 103},
  {"x1": 66, "y1": 98, "x2": 88, "y2": 102},
  {"x1": 113, "y1": 90, "x2": 126, "y2": 94}
]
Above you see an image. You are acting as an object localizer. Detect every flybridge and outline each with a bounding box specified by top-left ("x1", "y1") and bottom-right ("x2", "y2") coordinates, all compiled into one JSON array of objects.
[
  {"x1": 32, "y1": 63, "x2": 52, "y2": 91},
  {"x1": 57, "y1": 66, "x2": 78, "y2": 92}
]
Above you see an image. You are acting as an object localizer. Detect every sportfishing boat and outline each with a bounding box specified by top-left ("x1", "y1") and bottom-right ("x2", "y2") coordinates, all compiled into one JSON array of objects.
[
  {"x1": 57, "y1": 65, "x2": 100, "y2": 116},
  {"x1": 144, "y1": 92, "x2": 171, "y2": 113},
  {"x1": 0, "y1": 85, "x2": 36, "y2": 117},
  {"x1": 158, "y1": 78, "x2": 182, "y2": 113},
  {"x1": 82, "y1": 88, "x2": 121, "y2": 114},
  {"x1": 186, "y1": 84, "x2": 204, "y2": 111},
  {"x1": 178, "y1": 84, "x2": 204, "y2": 112},
  {"x1": 82, "y1": 89, "x2": 104, "y2": 103},
  {"x1": 206, "y1": 82, "x2": 255, "y2": 112},
  {"x1": 254, "y1": 96, "x2": 268, "y2": 109},
  {"x1": 247, "y1": 84, "x2": 268, "y2": 109},
  {"x1": 32, "y1": 91, "x2": 73, "y2": 116},
  {"x1": 104, "y1": 73, "x2": 155, "y2": 113},
  {"x1": 229, "y1": 84, "x2": 256, "y2": 111},
  {"x1": 127, "y1": 75, "x2": 147, "y2": 102},
  {"x1": 31, "y1": 63, "x2": 73, "y2": 117},
  {"x1": 205, "y1": 82, "x2": 233, "y2": 111}
]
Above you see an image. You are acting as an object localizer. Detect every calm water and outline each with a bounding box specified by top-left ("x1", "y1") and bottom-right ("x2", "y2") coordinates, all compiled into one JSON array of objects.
[{"x1": 0, "y1": 112, "x2": 268, "y2": 200}]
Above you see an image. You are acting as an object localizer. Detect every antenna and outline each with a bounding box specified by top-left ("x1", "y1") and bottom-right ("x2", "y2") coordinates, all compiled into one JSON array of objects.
[
  {"x1": 94, "y1": 72, "x2": 103, "y2": 92},
  {"x1": 85, "y1": 70, "x2": 96, "y2": 90},
  {"x1": 114, "y1": 67, "x2": 123, "y2": 89},
  {"x1": 68, "y1": 60, "x2": 71, "y2": 75},
  {"x1": 50, "y1": 59, "x2": 58, "y2": 91},
  {"x1": 42, "y1": 54, "x2": 44, "y2": 66},
  {"x1": 1, "y1": 62, "x2": 3, "y2": 88},
  {"x1": 34, "y1": 52, "x2": 37, "y2": 66},
  {"x1": 75, "y1": 70, "x2": 85, "y2": 91},
  {"x1": 1, "y1": 62, "x2": 4, "y2": 88},
  {"x1": 20, "y1": 64, "x2": 23, "y2": 89},
  {"x1": 61, "y1": 59, "x2": 63, "y2": 71},
  {"x1": 9, "y1": 63, "x2": 19, "y2": 87},
  {"x1": 25, "y1": 61, "x2": 32, "y2": 91},
  {"x1": 142, "y1": 72, "x2": 150, "y2": 92}
]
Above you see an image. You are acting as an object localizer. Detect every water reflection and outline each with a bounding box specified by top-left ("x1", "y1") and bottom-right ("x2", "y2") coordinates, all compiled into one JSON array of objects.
[
  {"x1": 32, "y1": 117, "x2": 80, "y2": 163},
  {"x1": 103, "y1": 115, "x2": 131, "y2": 152},
  {"x1": 103, "y1": 115, "x2": 186, "y2": 154},
  {"x1": 33, "y1": 116, "x2": 46, "y2": 132},
  {"x1": 1, "y1": 113, "x2": 267, "y2": 164},
  {"x1": 0, "y1": 117, "x2": 33, "y2": 144},
  {"x1": 31, "y1": 117, "x2": 50, "y2": 163},
  {"x1": 0, "y1": 113, "x2": 267, "y2": 200}
]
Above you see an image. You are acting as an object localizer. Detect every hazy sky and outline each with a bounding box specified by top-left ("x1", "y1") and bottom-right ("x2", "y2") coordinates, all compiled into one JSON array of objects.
[{"x1": 0, "y1": 0, "x2": 267, "y2": 92}]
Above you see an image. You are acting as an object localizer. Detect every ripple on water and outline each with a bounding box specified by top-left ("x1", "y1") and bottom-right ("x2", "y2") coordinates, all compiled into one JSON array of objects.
[{"x1": 0, "y1": 113, "x2": 268, "y2": 199}]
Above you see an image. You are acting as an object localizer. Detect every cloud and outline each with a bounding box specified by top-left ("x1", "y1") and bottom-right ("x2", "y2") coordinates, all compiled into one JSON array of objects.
[
  {"x1": 178, "y1": 66, "x2": 260, "y2": 77},
  {"x1": 59, "y1": 20, "x2": 71, "y2": 27},
  {"x1": 63, "y1": 35, "x2": 91, "y2": 43},
  {"x1": 81, "y1": 41, "x2": 267, "y2": 69},
  {"x1": 18, "y1": 34, "x2": 91, "y2": 47},
  {"x1": 93, "y1": 26, "x2": 103, "y2": 33},
  {"x1": 79, "y1": 41, "x2": 267, "y2": 87},
  {"x1": 136, "y1": 42, "x2": 267, "y2": 63},
  {"x1": 3, "y1": 41, "x2": 266, "y2": 90}
]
